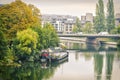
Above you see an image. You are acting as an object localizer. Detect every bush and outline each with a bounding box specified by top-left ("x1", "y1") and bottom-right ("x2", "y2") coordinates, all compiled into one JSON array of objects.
[{"x1": 117, "y1": 40, "x2": 120, "y2": 46}]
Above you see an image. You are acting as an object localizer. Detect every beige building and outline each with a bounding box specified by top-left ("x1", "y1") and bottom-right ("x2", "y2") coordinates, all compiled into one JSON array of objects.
[
  {"x1": 86, "y1": 13, "x2": 93, "y2": 24},
  {"x1": 81, "y1": 13, "x2": 94, "y2": 27},
  {"x1": 64, "y1": 19, "x2": 75, "y2": 34},
  {"x1": 115, "y1": 13, "x2": 120, "y2": 27},
  {"x1": 42, "y1": 14, "x2": 76, "y2": 34},
  {"x1": 81, "y1": 16, "x2": 86, "y2": 26}
]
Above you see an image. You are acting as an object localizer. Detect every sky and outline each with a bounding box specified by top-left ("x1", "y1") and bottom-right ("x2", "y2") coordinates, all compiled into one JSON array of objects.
[{"x1": 0, "y1": 0, "x2": 120, "y2": 18}]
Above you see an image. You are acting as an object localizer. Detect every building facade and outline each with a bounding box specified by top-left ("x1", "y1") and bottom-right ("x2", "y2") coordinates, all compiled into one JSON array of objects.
[
  {"x1": 81, "y1": 16, "x2": 86, "y2": 27},
  {"x1": 86, "y1": 13, "x2": 93, "y2": 24},
  {"x1": 42, "y1": 14, "x2": 77, "y2": 34},
  {"x1": 81, "y1": 13, "x2": 94, "y2": 27}
]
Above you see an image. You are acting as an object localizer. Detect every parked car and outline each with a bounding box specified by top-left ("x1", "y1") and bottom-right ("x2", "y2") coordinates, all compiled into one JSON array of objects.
[
  {"x1": 77, "y1": 32, "x2": 83, "y2": 34},
  {"x1": 98, "y1": 32, "x2": 109, "y2": 35}
]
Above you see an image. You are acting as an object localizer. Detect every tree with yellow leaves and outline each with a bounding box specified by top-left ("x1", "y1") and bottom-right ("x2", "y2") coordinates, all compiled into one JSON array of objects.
[
  {"x1": 13, "y1": 29, "x2": 38, "y2": 61},
  {"x1": 0, "y1": 0, "x2": 41, "y2": 40}
]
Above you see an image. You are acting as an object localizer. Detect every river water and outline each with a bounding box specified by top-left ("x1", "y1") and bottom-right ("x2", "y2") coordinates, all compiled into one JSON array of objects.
[{"x1": 0, "y1": 40, "x2": 120, "y2": 80}]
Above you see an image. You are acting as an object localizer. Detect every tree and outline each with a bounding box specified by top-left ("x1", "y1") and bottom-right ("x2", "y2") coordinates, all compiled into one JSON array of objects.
[
  {"x1": 31, "y1": 23, "x2": 60, "y2": 50},
  {"x1": 0, "y1": 30, "x2": 13, "y2": 65},
  {"x1": 13, "y1": 29, "x2": 38, "y2": 61},
  {"x1": 94, "y1": 0, "x2": 105, "y2": 33},
  {"x1": 94, "y1": 4, "x2": 100, "y2": 33},
  {"x1": 75, "y1": 17, "x2": 82, "y2": 32},
  {"x1": 112, "y1": 25, "x2": 120, "y2": 46},
  {"x1": 112, "y1": 24, "x2": 120, "y2": 34},
  {"x1": 0, "y1": 0, "x2": 41, "y2": 40},
  {"x1": 72, "y1": 25, "x2": 78, "y2": 33},
  {"x1": 106, "y1": 0, "x2": 115, "y2": 34},
  {"x1": 0, "y1": 30, "x2": 9, "y2": 60},
  {"x1": 42, "y1": 23, "x2": 59, "y2": 48},
  {"x1": 28, "y1": 4, "x2": 41, "y2": 21},
  {"x1": 31, "y1": 26, "x2": 42, "y2": 50},
  {"x1": 82, "y1": 22, "x2": 93, "y2": 34},
  {"x1": 116, "y1": 25, "x2": 120, "y2": 33}
]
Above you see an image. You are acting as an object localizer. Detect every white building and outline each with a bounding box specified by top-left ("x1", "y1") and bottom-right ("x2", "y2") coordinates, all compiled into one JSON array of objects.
[
  {"x1": 52, "y1": 21, "x2": 64, "y2": 33},
  {"x1": 42, "y1": 14, "x2": 76, "y2": 34}
]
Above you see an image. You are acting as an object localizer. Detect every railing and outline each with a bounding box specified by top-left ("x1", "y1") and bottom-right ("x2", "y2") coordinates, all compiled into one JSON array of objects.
[{"x1": 58, "y1": 34, "x2": 120, "y2": 38}]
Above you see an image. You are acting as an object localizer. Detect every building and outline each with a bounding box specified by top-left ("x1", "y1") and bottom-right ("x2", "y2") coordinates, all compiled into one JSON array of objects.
[
  {"x1": 115, "y1": 13, "x2": 120, "y2": 27},
  {"x1": 81, "y1": 16, "x2": 86, "y2": 26},
  {"x1": 81, "y1": 13, "x2": 94, "y2": 27},
  {"x1": 86, "y1": 13, "x2": 93, "y2": 24},
  {"x1": 42, "y1": 14, "x2": 77, "y2": 34},
  {"x1": 64, "y1": 18, "x2": 75, "y2": 34}
]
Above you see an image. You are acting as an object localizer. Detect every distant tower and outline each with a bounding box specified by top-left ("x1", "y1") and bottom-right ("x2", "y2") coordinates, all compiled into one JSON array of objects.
[
  {"x1": 81, "y1": 16, "x2": 86, "y2": 27},
  {"x1": 81, "y1": 13, "x2": 93, "y2": 27},
  {"x1": 86, "y1": 13, "x2": 93, "y2": 24}
]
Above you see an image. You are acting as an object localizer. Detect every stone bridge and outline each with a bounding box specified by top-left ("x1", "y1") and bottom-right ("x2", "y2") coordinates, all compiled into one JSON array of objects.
[{"x1": 58, "y1": 34, "x2": 120, "y2": 44}]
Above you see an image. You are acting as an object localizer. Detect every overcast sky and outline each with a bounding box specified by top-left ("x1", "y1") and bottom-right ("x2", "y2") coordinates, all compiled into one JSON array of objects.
[{"x1": 0, "y1": 0, "x2": 120, "y2": 18}]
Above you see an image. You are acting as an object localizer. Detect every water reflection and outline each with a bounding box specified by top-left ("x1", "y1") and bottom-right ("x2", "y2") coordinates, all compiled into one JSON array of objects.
[
  {"x1": 0, "y1": 41, "x2": 120, "y2": 80},
  {"x1": 0, "y1": 59, "x2": 68, "y2": 80},
  {"x1": 94, "y1": 53, "x2": 103, "y2": 80},
  {"x1": 61, "y1": 40, "x2": 120, "y2": 80},
  {"x1": 93, "y1": 52, "x2": 114, "y2": 80},
  {"x1": 106, "y1": 52, "x2": 114, "y2": 80},
  {"x1": 75, "y1": 52, "x2": 79, "y2": 61},
  {"x1": 62, "y1": 40, "x2": 117, "y2": 52}
]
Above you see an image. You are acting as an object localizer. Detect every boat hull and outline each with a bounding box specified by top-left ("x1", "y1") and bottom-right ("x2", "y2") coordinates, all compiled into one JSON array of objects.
[{"x1": 40, "y1": 52, "x2": 69, "y2": 63}]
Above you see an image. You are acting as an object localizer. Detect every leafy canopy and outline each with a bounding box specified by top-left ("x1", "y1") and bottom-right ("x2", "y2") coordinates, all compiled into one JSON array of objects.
[
  {"x1": 0, "y1": 0, "x2": 40, "y2": 39},
  {"x1": 16, "y1": 29, "x2": 38, "y2": 55}
]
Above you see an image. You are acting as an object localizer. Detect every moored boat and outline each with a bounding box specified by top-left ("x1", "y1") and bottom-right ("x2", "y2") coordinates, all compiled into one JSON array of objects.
[
  {"x1": 50, "y1": 52, "x2": 69, "y2": 62},
  {"x1": 40, "y1": 51, "x2": 69, "y2": 63}
]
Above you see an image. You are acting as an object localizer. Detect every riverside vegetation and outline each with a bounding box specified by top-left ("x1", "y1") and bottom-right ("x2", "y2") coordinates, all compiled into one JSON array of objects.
[
  {"x1": 0, "y1": 0, "x2": 59, "y2": 66},
  {"x1": 0, "y1": 0, "x2": 120, "y2": 66}
]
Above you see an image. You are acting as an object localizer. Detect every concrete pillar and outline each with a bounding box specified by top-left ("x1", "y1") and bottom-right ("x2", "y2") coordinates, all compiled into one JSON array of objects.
[{"x1": 86, "y1": 37, "x2": 100, "y2": 45}]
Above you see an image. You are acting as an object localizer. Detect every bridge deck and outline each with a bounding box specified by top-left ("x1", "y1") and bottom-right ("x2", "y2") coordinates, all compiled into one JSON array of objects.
[{"x1": 58, "y1": 34, "x2": 120, "y2": 38}]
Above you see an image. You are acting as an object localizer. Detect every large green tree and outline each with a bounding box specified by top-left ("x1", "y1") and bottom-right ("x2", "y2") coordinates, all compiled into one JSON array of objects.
[
  {"x1": 94, "y1": 0, "x2": 105, "y2": 33},
  {"x1": 106, "y1": 0, "x2": 115, "y2": 34},
  {"x1": 0, "y1": 0, "x2": 40, "y2": 40},
  {"x1": 32, "y1": 23, "x2": 59, "y2": 50},
  {"x1": 72, "y1": 25, "x2": 78, "y2": 33},
  {"x1": 28, "y1": 4, "x2": 41, "y2": 21},
  {"x1": 0, "y1": 31, "x2": 9, "y2": 60},
  {"x1": 82, "y1": 22, "x2": 93, "y2": 34},
  {"x1": 112, "y1": 24, "x2": 120, "y2": 34},
  {"x1": 75, "y1": 18, "x2": 81, "y2": 32},
  {"x1": 42, "y1": 23, "x2": 59, "y2": 49},
  {"x1": 112, "y1": 25, "x2": 120, "y2": 46},
  {"x1": 13, "y1": 29, "x2": 38, "y2": 61},
  {"x1": 73, "y1": 18, "x2": 82, "y2": 33},
  {"x1": 0, "y1": 30, "x2": 13, "y2": 65}
]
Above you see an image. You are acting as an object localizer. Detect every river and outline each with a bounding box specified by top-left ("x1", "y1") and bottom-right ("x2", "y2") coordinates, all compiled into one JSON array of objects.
[{"x1": 0, "y1": 40, "x2": 120, "y2": 80}]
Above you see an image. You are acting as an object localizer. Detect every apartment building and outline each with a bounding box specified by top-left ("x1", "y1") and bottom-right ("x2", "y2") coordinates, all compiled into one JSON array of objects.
[
  {"x1": 81, "y1": 13, "x2": 94, "y2": 27},
  {"x1": 42, "y1": 14, "x2": 76, "y2": 34}
]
